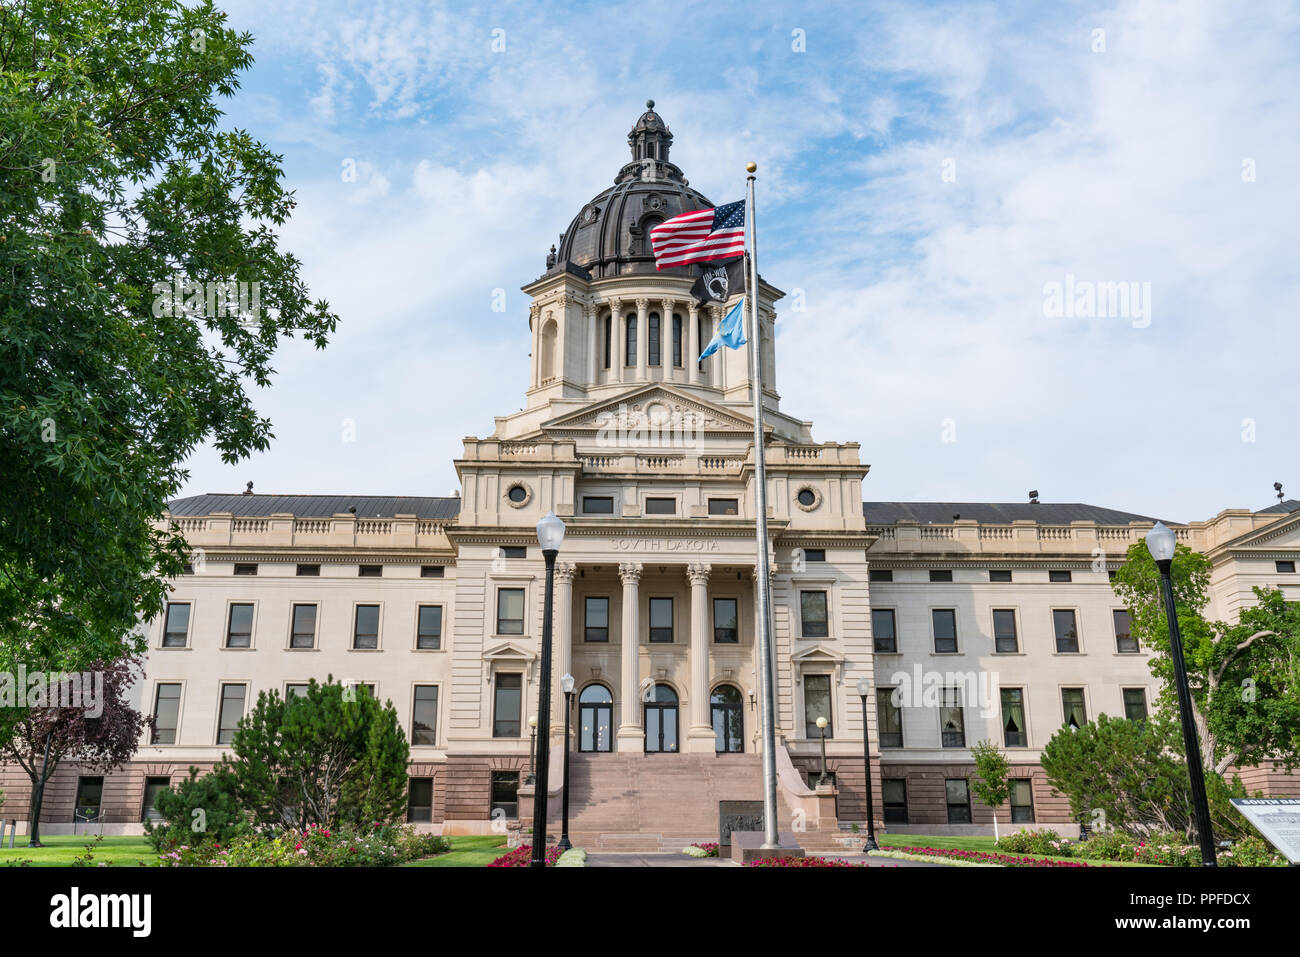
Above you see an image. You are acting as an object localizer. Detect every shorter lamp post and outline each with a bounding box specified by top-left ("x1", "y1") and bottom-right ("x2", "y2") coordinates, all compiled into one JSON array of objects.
[
  {"x1": 525, "y1": 714, "x2": 538, "y2": 786},
  {"x1": 1146, "y1": 521, "x2": 1217, "y2": 867},
  {"x1": 530, "y1": 510, "x2": 566, "y2": 868},
  {"x1": 815, "y1": 716, "x2": 831, "y2": 787},
  {"x1": 855, "y1": 677, "x2": 880, "y2": 852},
  {"x1": 558, "y1": 673, "x2": 575, "y2": 852}
]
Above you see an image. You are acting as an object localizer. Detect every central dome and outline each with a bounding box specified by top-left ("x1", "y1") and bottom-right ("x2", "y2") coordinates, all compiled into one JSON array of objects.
[{"x1": 549, "y1": 101, "x2": 716, "y2": 279}]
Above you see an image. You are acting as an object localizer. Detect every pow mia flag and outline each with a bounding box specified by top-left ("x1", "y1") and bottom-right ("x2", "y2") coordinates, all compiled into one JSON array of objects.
[{"x1": 690, "y1": 256, "x2": 746, "y2": 306}]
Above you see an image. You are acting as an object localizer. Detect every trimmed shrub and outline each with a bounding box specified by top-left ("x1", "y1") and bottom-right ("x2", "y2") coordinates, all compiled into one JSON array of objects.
[
  {"x1": 995, "y1": 828, "x2": 1072, "y2": 857},
  {"x1": 145, "y1": 766, "x2": 251, "y2": 851},
  {"x1": 156, "y1": 823, "x2": 445, "y2": 867}
]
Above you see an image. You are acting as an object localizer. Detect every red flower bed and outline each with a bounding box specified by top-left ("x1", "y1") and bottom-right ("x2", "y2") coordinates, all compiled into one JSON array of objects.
[
  {"x1": 689, "y1": 842, "x2": 720, "y2": 857},
  {"x1": 884, "y1": 845, "x2": 1105, "y2": 867},
  {"x1": 488, "y1": 844, "x2": 563, "y2": 867},
  {"x1": 746, "y1": 856, "x2": 864, "y2": 867}
]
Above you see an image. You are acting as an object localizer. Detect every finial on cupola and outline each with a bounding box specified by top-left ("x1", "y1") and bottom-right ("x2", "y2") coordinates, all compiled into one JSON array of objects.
[{"x1": 546, "y1": 244, "x2": 557, "y2": 269}]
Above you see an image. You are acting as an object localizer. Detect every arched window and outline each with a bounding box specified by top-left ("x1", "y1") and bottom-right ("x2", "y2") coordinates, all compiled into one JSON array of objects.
[
  {"x1": 643, "y1": 684, "x2": 678, "y2": 753},
  {"x1": 672, "y1": 314, "x2": 683, "y2": 367},
  {"x1": 648, "y1": 312, "x2": 661, "y2": 366},
  {"x1": 711, "y1": 685, "x2": 744, "y2": 753},
  {"x1": 602, "y1": 313, "x2": 611, "y2": 369},
  {"x1": 579, "y1": 684, "x2": 613, "y2": 752},
  {"x1": 625, "y1": 313, "x2": 636, "y2": 366},
  {"x1": 540, "y1": 318, "x2": 557, "y2": 381}
]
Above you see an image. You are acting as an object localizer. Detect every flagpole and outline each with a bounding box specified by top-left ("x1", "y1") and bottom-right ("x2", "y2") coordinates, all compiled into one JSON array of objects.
[{"x1": 745, "y1": 162, "x2": 780, "y2": 850}]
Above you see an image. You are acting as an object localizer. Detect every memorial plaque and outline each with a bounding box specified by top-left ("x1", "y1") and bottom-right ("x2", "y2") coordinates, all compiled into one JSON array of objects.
[
  {"x1": 718, "y1": 800, "x2": 765, "y2": 848},
  {"x1": 1231, "y1": 798, "x2": 1300, "y2": 863}
]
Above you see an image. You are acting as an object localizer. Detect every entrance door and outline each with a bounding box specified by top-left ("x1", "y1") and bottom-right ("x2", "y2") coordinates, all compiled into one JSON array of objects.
[
  {"x1": 578, "y1": 684, "x2": 613, "y2": 752},
  {"x1": 711, "y1": 684, "x2": 744, "y2": 753},
  {"x1": 643, "y1": 684, "x2": 679, "y2": 753}
]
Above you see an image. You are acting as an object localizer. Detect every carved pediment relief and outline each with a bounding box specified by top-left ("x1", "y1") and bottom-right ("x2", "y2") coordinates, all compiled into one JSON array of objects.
[{"x1": 543, "y1": 385, "x2": 754, "y2": 435}]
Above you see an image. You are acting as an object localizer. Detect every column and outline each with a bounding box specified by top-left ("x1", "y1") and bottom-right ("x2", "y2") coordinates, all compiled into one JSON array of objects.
[
  {"x1": 686, "y1": 562, "x2": 715, "y2": 751},
  {"x1": 552, "y1": 561, "x2": 576, "y2": 734},
  {"x1": 585, "y1": 306, "x2": 597, "y2": 387},
  {"x1": 660, "y1": 298, "x2": 675, "y2": 383},
  {"x1": 687, "y1": 303, "x2": 700, "y2": 386},
  {"x1": 611, "y1": 298, "x2": 624, "y2": 383},
  {"x1": 635, "y1": 298, "x2": 649, "y2": 381},
  {"x1": 617, "y1": 562, "x2": 643, "y2": 749}
]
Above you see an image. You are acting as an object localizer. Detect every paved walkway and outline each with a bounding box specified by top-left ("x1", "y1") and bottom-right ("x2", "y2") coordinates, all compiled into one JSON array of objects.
[{"x1": 585, "y1": 852, "x2": 947, "y2": 867}]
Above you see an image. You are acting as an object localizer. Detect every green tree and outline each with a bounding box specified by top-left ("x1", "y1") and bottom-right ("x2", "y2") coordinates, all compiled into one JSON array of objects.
[
  {"x1": 225, "y1": 679, "x2": 410, "y2": 829},
  {"x1": 1112, "y1": 541, "x2": 1300, "y2": 773},
  {"x1": 144, "y1": 765, "x2": 251, "y2": 851},
  {"x1": 970, "y1": 740, "x2": 1011, "y2": 841},
  {"x1": 0, "y1": 0, "x2": 338, "y2": 677}
]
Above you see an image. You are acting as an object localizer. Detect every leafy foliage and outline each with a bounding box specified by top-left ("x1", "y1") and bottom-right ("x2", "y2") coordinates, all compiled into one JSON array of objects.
[
  {"x1": 995, "y1": 829, "x2": 1072, "y2": 857},
  {"x1": 970, "y1": 740, "x2": 1011, "y2": 814},
  {"x1": 156, "y1": 824, "x2": 449, "y2": 867},
  {"x1": 144, "y1": 765, "x2": 251, "y2": 851}
]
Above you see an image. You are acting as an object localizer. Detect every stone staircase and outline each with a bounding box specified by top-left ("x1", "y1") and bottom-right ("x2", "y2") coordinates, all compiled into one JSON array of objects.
[{"x1": 535, "y1": 752, "x2": 846, "y2": 852}]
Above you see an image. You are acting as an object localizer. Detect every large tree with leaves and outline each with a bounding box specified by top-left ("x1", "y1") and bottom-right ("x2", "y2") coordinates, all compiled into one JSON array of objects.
[
  {"x1": 0, "y1": 0, "x2": 337, "y2": 677},
  {"x1": 1112, "y1": 540, "x2": 1300, "y2": 774}
]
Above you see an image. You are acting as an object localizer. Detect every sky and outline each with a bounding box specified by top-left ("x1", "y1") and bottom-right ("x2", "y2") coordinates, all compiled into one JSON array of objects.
[{"x1": 179, "y1": 0, "x2": 1300, "y2": 524}]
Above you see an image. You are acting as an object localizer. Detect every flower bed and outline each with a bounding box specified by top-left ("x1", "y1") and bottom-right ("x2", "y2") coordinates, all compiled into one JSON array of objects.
[
  {"x1": 746, "y1": 856, "x2": 863, "y2": 867},
  {"x1": 878, "y1": 845, "x2": 1103, "y2": 867},
  {"x1": 488, "y1": 844, "x2": 563, "y2": 867},
  {"x1": 682, "y1": 843, "x2": 719, "y2": 858},
  {"x1": 157, "y1": 823, "x2": 450, "y2": 867}
]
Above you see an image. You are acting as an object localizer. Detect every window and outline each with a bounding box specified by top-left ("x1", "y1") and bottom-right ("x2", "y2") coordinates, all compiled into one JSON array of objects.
[
  {"x1": 233, "y1": 563, "x2": 258, "y2": 576},
  {"x1": 708, "y1": 498, "x2": 738, "y2": 516},
  {"x1": 226, "y1": 603, "x2": 253, "y2": 648},
  {"x1": 353, "y1": 604, "x2": 380, "y2": 649},
  {"x1": 1053, "y1": 609, "x2": 1079, "y2": 653},
  {"x1": 800, "y1": 591, "x2": 829, "y2": 638},
  {"x1": 412, "y1": 686, "x2": 438, "y2": 745},
  {"x1": 74, "y1": 776, "x2": 104, "y2": 823},
  {"x1": 296, "y1": 563, "x2": 320, "y2": 576},
  {"x1": 1276, "y1": 560, "x2": 1296, "y2": 573},
  {"x1": 181, "y1": 563, "x2": 193, "y2": 575},
  {"x1": 290, "y1": 604, "x2": 317, "y2": 649},
  {"x1": 877, "y1": 689, "x2": 903, "y2": 748},
  {"x1": 1049, "y1": 570, "x2": 1072, "y2": 582},
  {"x1": 869, "y1": 569, "x2": 893, "y2": 582},
  {"x1": 493, "y1": 673, "x2": 522, "y2": 737},
  {"x1": 940, "y1": 687, "x2": 965, "y2": 748},
  {"x1": 989, "y1": 569, "x2": 1012, "y2": 582},
  {"x1": 625, "y1": 313, "x2": 636, "y2": 366},
  {"x1": 584, "y1": 597, "x2": 609, "y2": 642},
  {"x1": 713, "y1": 598, "x2": 738, "y2": 643},
  {"x1": 583, "y1": 496, "x2": 614, "y2": 514},
  {"x1": 500, "y1": 546, "x2": 527, "y2": 559},
  {"x1": 711, "y1": 685, "x2": 744, "y2": 753},
  {"x1": 871, "y1": 609, "x2": 896, "y2": 653},
  {"x1": 803, "y1": 674, "x2": 832, "y2": 738},
  {"x1": 1010, "y1": 780, "x2": 1035, "y2": 823},
  {"x1": 420, "y1": 565, "x2": 445, "y2": 578},
  {"x1": 490, "y1": 771, "x2": 520, "y2": 819},
  {"x1": 142, "y1": 776, "x2": 170, "y2": 823},
  {"x1": 649, "y1": 597, "x2": 674, "y2": 642},
  {"x1": 992, "y1": 609, "x2": 1019, "y2": 653},
  {"x1": 217, "y1": 683, "x2": 246, "y2": 744},
  {"x1": 496, "y1": 589, "x2": 524, "y2": 635},
  {"x1": 1061, "y1": 688, "x2": 1087, "y2": 729},
  {"x1": 883, "y1": 780, "x2": 908, "y2": 824},
  {"x1": 648, "y1": 312, "x2": 661, "y2": 365},
  {"x1": 162, "y1": 602, "x2": 190, "y2": 647},
  {"x1": 507, "y1": 484, "x2": 527, "y2": 504},
  {"x1": 643, "y1": 684, "x2": 679, "y2": 753},
  {"x1": 152, "y1": 683, "x2": 181, "y2": 744},
  {"x1": 645, "y1": 497, "x2": 676, "y2": 515},
  {"x1": 286, "y1": 683, "x2": 309, "y2": 698},
  {"x1": 408, "y1": 778, "x2": 433, "y2": 823},
  {"x1": 802, "y1": 549, "x2": 826, "y2": 562},
  {"x1": 1001, "y1": 688, "x2": 1026, "y2": 747},
  {"x1": 579, "y1": 684, "x2": 613, "y2": 752},
  {"x1": 945, "y1": 779, "x2": 971, "y2": 824},
  {"x1": 929, "y1": 569, "x2": 952, "y2": 583},
  {"x1": 603, "y1": 314, "x2": 611, "y2": 369},
  {"x1": 1123, "y1": 688, "x2": 1148, "y2": 722},
  {"x1": 417, "y1": 605, "x2": 442, "y2": 650},
  {"x1": 359, "y1": 564, "x2": 382, "y2": 577},
  {"x1": 672, "y1": 314, "x2": 683, "y2": 366},
  {"x1": 1108, "y1": 569, "x2": 1117, "y2": 581},
  {"x1": 797, "y1": 488, "x2": 816, "y2": 507},
  {"x1": 932, "y1": 609, "x2": 957, "y2": 653},
  {"x1": 1113, "y1": 609, "x2": 1137, "y2": 653}
]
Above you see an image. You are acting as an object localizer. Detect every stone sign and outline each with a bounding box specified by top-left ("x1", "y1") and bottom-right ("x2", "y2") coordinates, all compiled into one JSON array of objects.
[{"x1": 718, "y1": 800, "x2": 764, "y2": 848}]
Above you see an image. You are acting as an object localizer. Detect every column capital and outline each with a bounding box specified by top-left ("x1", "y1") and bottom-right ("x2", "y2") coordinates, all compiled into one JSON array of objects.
[
  {"x1": 687, "y1": 301, "x2": 699, "y2": 319},
  {"x1": 553, "y1": 561, "x2": 577, "y2": 584},
  {"x1": 751, "y1": 563, "x2": 780, "y2": 581},
  {"x1": 606, "y1": 296, "x2": 623, "y2": 313},
  {"x1": 686, "y1": 562, "x2": 712, "y2": 586},
  {"x1": 635, "y1": 297, "x2": 651, "y2": 312},
  {"x1": 659, "y1": 297, "x2": 676, "y2": 315},
  {"x1": 618, "y1": 561, "x2": 643, "y2": 585}
]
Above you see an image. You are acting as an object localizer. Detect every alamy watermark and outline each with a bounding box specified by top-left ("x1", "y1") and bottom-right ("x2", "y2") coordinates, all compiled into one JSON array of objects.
[
  {"x1": 1043, "y1": 273, "x2": 1151, "y2": 328},
  {"x1": 0, "y1": 666, "x2": 104, "y2": 717},
  {"x1": 151, "y1": 274, "x2": 261, "y2": 323}
]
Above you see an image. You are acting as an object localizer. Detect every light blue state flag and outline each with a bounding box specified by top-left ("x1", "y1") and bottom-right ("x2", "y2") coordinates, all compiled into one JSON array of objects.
[{"x1": 698, "y1": 299, "x2": 747, "y2": 361}]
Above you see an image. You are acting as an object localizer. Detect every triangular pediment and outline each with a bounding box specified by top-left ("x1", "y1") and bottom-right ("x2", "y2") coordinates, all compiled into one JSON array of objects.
[
  {"x1": 542, "y1": 385, "x2": 756, "y2": 434},
  {"x1": 483, "y1": 641, "x2": 535, "y2": 662},
  {"x1": 791, "y1": 644, "x2": 845, "y2": 665}
]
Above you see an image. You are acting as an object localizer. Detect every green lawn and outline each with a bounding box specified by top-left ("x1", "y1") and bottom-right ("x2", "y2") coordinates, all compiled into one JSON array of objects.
[
  {"x1": 877, "y1": 833, "x2": 1154, "y2": 867},
  {"x1": 403, "y1": 834, "x2": 508, "y2": 867},
  {"x1": 0, "y1": 834, "x2": 158, "y2": 867}
]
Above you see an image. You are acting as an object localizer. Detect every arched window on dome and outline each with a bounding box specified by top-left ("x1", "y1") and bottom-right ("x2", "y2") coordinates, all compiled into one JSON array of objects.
[
  {"x1": 602, "y1": 313, "x2": 611, "y2": 370},
  {"x1": 540, "y1": 318, "x2": 557, "y2": 382},
  {"x1": 672, "y1": 314, "x2": 683, "y2": 367},
  {"x1": 648, "y1": 312, "x2": 661, "y2": 366},
  {"x1": 625, "y1": 313, "x2": 637, "y2": 367}
]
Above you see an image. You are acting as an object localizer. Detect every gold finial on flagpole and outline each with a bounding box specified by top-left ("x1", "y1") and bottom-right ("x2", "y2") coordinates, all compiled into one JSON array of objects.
[{"x1": 746, "y1": 162, "x2": 757, "y2": 173}]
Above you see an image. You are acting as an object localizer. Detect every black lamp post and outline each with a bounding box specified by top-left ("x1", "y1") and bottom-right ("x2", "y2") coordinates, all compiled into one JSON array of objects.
[
  {"x1": 530, "y1": 511, "x2": 566, "y2": 868},
  {"x1": 856, "y1": 677, "x2": 880, "y2": 852},
  {"x1": 815, "y1": 716, "x2": 831, "y2": 786},
  {"x1": 558, "y1": 673, "x2": 575, "y2": 852},
  {"x1": 1146, "y1": 521, "x2": 1217, "y2": 867},
  {"x1": 525, "y1": 714, "x2": 537, "y2": 786}
]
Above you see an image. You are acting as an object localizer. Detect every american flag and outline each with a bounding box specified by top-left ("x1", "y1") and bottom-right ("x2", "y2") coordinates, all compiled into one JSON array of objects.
[{"x1": 650, "y1": 200, "x2": 746, "y2": 269}]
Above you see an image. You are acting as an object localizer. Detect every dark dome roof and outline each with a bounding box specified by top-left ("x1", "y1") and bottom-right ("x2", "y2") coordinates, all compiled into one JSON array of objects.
[{"x1": 547, "y1": 101, "x2": 715, "y2": 280}]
